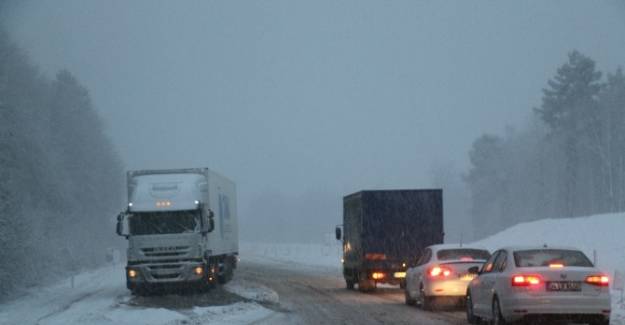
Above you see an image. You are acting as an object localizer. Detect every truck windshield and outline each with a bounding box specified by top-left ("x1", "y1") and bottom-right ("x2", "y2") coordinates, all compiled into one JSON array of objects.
[{"x1": 129, "y1": 210, "x2": 200, "y2": 235}]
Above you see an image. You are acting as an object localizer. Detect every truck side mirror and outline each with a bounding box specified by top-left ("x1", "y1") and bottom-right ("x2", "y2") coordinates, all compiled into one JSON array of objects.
[
  {"x1": 115, "y1": 212, "x2": 128, "y2": 238},
  {"x1": 202, "y1": 209, "x2": 215, "y2": 235},
  {"x1": 335, "y1": 227, "x2": 342, "y2": 240}
]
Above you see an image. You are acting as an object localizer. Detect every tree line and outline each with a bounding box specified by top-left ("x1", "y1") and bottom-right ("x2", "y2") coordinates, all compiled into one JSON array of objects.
[
  {"x1": 0, "y1": 28, "x2": 124, "y2": 299},
  {"x1": 466, "y1": 51, "x2": 625, "y2": 238}
]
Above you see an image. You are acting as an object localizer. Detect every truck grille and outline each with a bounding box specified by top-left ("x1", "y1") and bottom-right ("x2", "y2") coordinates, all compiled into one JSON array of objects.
[{"x1": 141, "y1": 246, "x2": 190, "y2": 257}]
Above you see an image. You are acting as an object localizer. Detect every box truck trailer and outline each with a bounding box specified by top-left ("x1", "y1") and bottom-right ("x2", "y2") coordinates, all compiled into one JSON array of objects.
[
  {"x1": 115, "y1": 168, "x2": 238, "y2": 294},
  {"x1": 336, "y1": 189, "x2": 443, "y2": 292}
]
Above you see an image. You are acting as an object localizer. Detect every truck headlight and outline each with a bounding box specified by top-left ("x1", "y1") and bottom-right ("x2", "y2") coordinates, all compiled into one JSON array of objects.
[
  {"x1": 194, "y1": 266, "x2": 204, "y2": 275},
  {"x1": 128, "y1": 269, "x2": 138, "y2": 278}
]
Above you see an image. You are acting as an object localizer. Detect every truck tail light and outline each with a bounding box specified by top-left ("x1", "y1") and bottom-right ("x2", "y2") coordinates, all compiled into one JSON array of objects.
[
  {"x1": 586, "y1": 275, "x2": 609, "y2": 287},
  {"x1": 429, "y1": 266, "x2": 452, "y2": 277},
  {"x1": 511, "y1": 274, "x2": 542, "y2": 287},
  {"x1": 372, "y1": 272, "x2": 385, "y2": 280}
]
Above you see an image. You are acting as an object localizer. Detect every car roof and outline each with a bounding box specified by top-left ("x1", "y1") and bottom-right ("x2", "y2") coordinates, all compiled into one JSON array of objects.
[
  {"x1": 496, "y1": 245, "x2": 584, "y2": 252},
  {"x1": 427, "y1": 244, "x2": 489, "y2": 252}
]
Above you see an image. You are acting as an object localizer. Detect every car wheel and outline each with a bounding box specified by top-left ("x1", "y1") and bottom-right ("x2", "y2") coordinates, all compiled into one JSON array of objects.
[
  {"x1": 466, "y1": 291, "x2": 481, "y2": 324},
  {"x1": 418, "y1": 284, "x2": 434, "y2": 311},
  {"x1": 405, "y1": 288, "x2": 416, "y2": 306},
  {"x1": 491, "y1": 297, "x2": 506, "y2": 325}
]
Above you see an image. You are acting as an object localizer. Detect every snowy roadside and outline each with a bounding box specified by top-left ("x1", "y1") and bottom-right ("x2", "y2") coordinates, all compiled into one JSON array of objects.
[
  {"x1": 239, "y1": 241, "x2": 342, "y2": 271},
  {"x1": 0, "y1": 263, "x2": 277, "y2": 325}
]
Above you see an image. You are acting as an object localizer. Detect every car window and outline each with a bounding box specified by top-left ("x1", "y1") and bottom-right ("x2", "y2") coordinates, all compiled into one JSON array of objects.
[
  {"x1": 436, "y1": 249, "x2": 490, "y2": 261},
  {"x1": 493, "y1": 251, "x2": 507, "y2": 272},
  {"x1": 481, "y1": 250, "x2": 500, "y2": 274},
  {"x1": 513, "y1": 249, "x2": 593, "y2": 267},
  {"x1": 418, "y1": 249, "x2": 432, "y2": 266}
]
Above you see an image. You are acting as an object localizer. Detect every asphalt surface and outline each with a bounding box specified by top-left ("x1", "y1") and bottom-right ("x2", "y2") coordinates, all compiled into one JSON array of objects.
[{"x1": 236, "y1": 258, "x2": 467, "y2": 325}]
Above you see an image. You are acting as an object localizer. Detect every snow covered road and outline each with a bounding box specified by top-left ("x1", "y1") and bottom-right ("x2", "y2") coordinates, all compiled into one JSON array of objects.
[
  {"x1": 236, "y1": 256, "x2": 466, "y2": 325},
  {"x1": 0, "y1": 257, "x2": 464, "y2": 325}
]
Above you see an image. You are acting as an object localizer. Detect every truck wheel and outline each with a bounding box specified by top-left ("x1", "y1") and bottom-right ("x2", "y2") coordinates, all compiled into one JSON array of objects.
[
  {"x1": 218, "y1": 257, "x2": 235, "y2": 284},
  {"x1": 346, "y1": 280, "x2": 355, "y2": 290}
]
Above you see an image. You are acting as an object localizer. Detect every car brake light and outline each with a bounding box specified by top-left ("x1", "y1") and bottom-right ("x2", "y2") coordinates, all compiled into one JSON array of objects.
[
  {"x1": 460, "y1": 256, "x2": 474, "y2": 261},
  {"x1": 429, "y1": 266, "x2": 452, "y2": 277},
  {"x1": 511, "y1": 275, "x2": 542, "y2": 286},
  {"x1": 549, "y1": 263, "x2": 564, "y2": 268},
  {"x1": 586, "y1": 275, "x2": 609, "y2": 286}
]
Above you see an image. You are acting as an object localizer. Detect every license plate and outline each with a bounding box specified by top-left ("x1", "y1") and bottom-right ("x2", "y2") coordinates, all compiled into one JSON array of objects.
[
  {"x1": 546, "y1": 281, "x2": 582, "y2": 292},
  {"x1": 393, "y1": 272, "x2": 406, "y2": 278}
]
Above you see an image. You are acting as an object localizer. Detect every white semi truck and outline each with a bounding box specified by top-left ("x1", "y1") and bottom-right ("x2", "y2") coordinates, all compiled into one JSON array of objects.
[{"x1": 115, "y1": 168, "x2": 238, "y2": 294}]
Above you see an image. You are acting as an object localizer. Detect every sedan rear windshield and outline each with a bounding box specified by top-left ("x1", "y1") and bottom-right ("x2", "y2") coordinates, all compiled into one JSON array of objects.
[
  {"x1": 513, "y1": 249, "x2": 593, "y2": 267},
  {"x1": 437, "y1": 249, "x2": 490, "y2": 261}
]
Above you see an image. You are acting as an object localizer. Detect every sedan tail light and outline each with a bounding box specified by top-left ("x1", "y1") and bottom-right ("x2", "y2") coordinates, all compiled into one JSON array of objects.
[
  {"x1": 511, "y1": 274, "x2": 542, "y2": 287},
  {"x1": 585, "y1": 275, "x2": 609, "y2": 287},
  {"x1": 429, "y1": 266, "x2": 452, "y2": 277}
]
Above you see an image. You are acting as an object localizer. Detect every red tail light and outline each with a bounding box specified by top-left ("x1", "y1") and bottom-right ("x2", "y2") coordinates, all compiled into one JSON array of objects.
[
  {"x1": 511, "y1": 274, "x2": 542, "y2": 287},
  {"x1": 586, "y1": 275, "x2": 609, "y2": 287},
  {"x1": 429, "y1": 266, "x2": 452, "y2": 277},
  {"x1": 371, "y1": 272, "x2": 386, "y2": 280}
]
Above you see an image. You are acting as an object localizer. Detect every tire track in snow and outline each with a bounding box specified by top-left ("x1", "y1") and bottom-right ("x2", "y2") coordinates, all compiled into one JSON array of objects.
[{"x1": 35, "y1": 289, "x2": 104, "y2": 325}]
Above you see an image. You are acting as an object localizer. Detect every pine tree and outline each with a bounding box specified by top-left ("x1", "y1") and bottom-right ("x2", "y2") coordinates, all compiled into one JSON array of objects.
[{"x1": 535, "y1": 50, "x2": 602, "y2": 217}]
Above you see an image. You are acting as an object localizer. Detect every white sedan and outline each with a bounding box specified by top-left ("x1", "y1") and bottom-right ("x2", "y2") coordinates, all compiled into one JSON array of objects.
[
  {"x1": 466, "y1": 246, "x2": 611, "y2": 325},
  {"x1": 405, "y1": 244, "x2": 490, "y2": 309}
]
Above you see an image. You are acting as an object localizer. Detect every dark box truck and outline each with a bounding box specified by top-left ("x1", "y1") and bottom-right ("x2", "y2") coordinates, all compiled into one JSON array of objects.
[{"x1": 336, "y1": 189, "x2": 443, "y2": 292}]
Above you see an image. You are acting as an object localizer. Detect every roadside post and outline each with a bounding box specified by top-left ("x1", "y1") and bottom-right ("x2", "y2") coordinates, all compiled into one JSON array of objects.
[{"x1": 614, "y1": 270, "x2": 624, "y2": 303}]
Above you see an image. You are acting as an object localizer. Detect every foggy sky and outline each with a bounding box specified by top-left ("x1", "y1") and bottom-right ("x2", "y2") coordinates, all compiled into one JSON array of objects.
[{"x1": 3, "y1": 1, "x2": 625, "y2": 242}]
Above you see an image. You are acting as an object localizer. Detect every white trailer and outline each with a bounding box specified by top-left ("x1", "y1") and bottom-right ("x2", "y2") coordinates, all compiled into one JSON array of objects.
[{"x1": 116, "y1": 168, "x2": 238, "y2": 294}]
